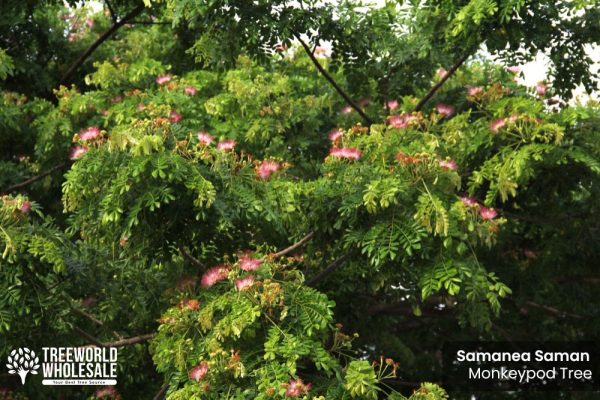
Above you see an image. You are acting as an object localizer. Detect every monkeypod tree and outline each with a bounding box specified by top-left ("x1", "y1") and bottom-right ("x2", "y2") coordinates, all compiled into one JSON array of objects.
[{"x1": 1, "y1": 1, "x2": 599, "y2": 400}]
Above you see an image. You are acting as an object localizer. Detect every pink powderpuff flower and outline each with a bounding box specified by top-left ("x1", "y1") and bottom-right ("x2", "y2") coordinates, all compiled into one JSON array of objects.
[
  {"x1": 437, "y1": 67, "x2": 448, "y2": 79},
  {"x1": 184, "y1": 86, "x2": 198, "y2": 96},
  {"x1": 69, "y1": 145, "x2": 88, "y2": 160},
  {"x1": 479, "y1": 206, "x2": 498, "y2": 220},
  {"x1": 156, "y1": 74, "x2": 172, "y2": 85},
  {"x1": 95, "y1": 386, "x2": 119, "y2": 398},
  {"x1": 235, "y1": 275, "x2": 255, "y2": 290},
  {"x1": 20, "y1": 201, "x2": 31, "y2": 214},
  {"x1": 490, "y1": 118, "x2": 506, "y2": 133},
  {"x1": 314, "y1": 47, "x2": 329, "y2": 57},
  {"x1": 285, "y1": 379, "x2": 312, "y2": 397},
  {"x1": 137, "y1": 103, "x2": 146, "y2": 111},
  {"x1": 438, "y1": 159, "x2": 458, "y2": 171},
  {"x1": 239, "y1": 255, "x2": 262, "y2": 272},
  {"x1": 508, "y1": 114, "x2": 519, "y2": 123},
  {"x1": 507, "y1": 66, "x2": 521, "y2": 74},
  {"x1": 460, "y1": 196, "x2": 478, "y2": 207},
  {"x1": 111, "y1": 95, "x2": 123, "y2": 104},
  {"x1": 358, "y1": 97, "x2": 371, "y2": 107},
  {"x1": 467, "y1": 86, "x2": 484, "y2": 97},
  {"x1": 340, "y1": 105, "x2": 353, "y2": 114},
  {"x1": 328, "y1": 128, "x2": 343, "y2": 142},
  {"x1": 535, "y1": 82, "x2": 546, "y2": 96},
  {"x1": 257, "y1": 160, "x2": 280, "y2": 179},
  {"x1": 78, "y1": 126, "x2": 101, "y2": 141},
  {"x1": 524, "y1": 249, "x2": 538, "y2": 259},
  {"x1": 435, "y1": 103, "x2": 455, "y2": 117},
  {"x1": 197, "y1": 131, "x2": 214, "y2": 146},
  {"x1": 217, "y1": 140, "x2": 236, "y2": 151},
  {"x1": 169, "y1": 110, "x2": 182, "y2": 123},
  {"x1": 201, "y1": 265, "x2": 230, "y2": 288},
  {"x1": 330, "y1": 147, "x2": 361, "y2": 160},
  {"x1": 387, "y1": 113, "x2": 414, "y2": 129},
  {"x1": 385, "y1": 100, "x2": 399, "y2": 111},
  {"x1": 85, "y1": 18, "x2": 94, "y2": 28},
  {"x1": 189, "y1": 361, "x2": 209, "y2": 381}
]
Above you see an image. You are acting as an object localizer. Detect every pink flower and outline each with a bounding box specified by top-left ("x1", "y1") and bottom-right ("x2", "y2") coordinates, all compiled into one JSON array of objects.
[
  {"x1": 385, "y1": 100, "x2": 399, "y2": 111},
  {"x1": 387, "y1": 113, "x2": 415, "y2": 129},
  {"x1": 137, "y1": 103, "x2": 146, "y2": 111},
  {"x1": 314, "y1": 47, "x2": 329, "y2": 57},
  {"x1": 179, "y1": 298, "x2": 200, "y2": 311},
  {"x1": 479, "y1": 207, "x2": 498, "y2": 220},
  {"x1": 239, "y1": 255, "x2": 262, "y2": 272},
  {"x1": 535, "y1": 82, "x2": 546, "y2": 96},
  {"x1": 285, "y1": 379, "x2": 312, "y2": 397},
  {"x1": 69, "y1": 145, "x2": 88, "y2": 160},
  {"x1": 509, "y1": 114, "x2": 519, "y2": 123},
  {"x1": 467, "y1": 86, "x2": 484, "y2": 97},
  {"x1": 184, "y1": 86, "x2": 197, "y2": 96},
  {"x1": 197, "y1": 131, "x2": 214, "y2": 145},
  {"x1": 257, "y1": 160, "x2": 280, "y2": 179},
  {"x1": 435, "y1": 103, "x2": 455, "y2": 117},
  {"x1": 169, "y1": 110, "x2": 182, "y2": 123},
  {"x1": 437, "y1": 67, "x2": 448, "y2": 79},
  {"x1": 235, "y1": 275, "x2": 255, "y2": 290},
  {"x1": 329, "y1": 147, "x2": 361, "y2": 160},
  {"x1": 20, "y1": 201, "x2": 31, "y2": 214},
  {"x1": 189, "y1": 361, "x2": 209, "y2": 381},
  {"x1": 438, "y1": 159, "x2": 458, "y2": 171},
  {"x1": 490, "y1": 118, "x2": 506, "y2": 133},
  {"x1": 78, "y1": 126, "x2": 101, "y2": 141},
  {"x1": 217, "y1": 140, "x2": 236, "y2": 151},
  {"x1": 200, "y1": 265, "x2": 229, "y2": 288},
  {"x1": 111, "y1": 95, "x2": 123, "y2": 104},
  {"x1": 507, "y1": 66, "x2": 521, "y2": 74},
  {"x1": 340, "y1": 105, "x2": 353, "y2": 114},
  {"x1": 328, "y1": 128, "x2": 343, "y2": 142},
  {"x1": 524, "y1": 249, "x2": 538, "y2": 259},
  {"x1": 358, "y1": 97, "x2": 371, "y2": 107},
  {"x1": 85, "y1": 18, "x2": 94, "y2": 28},
  {"x1": 460, "y1": 196, "x2": 478, "y2": 207},
  {"x1": 156, "y1": 74, "x2": 172, "y2": 85},
  {"x1": 95, "y1": 386, "x2": 119, "y2": 398}
]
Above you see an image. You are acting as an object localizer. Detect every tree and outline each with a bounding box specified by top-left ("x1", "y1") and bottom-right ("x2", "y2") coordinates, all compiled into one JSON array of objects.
[{"x1": 1, "y1": 1, "x2": 599, "y2": 399}]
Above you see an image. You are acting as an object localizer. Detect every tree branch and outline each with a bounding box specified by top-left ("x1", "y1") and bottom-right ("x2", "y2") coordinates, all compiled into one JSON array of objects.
[
  {"x1": 178, "y1": 245, "x2": 207, "y2": 269},
  {"x1": 71, "y1": 307, "x2": 104, "y2": 326},
  {"x1": 270, "y1": 232, "x2": 315, "y2": 258},
  {"x1": 414, "y1": 51, "x2": 471, "y2": 112},
  {"x1": 74, "y1": 326, "x2": 105, "y2": 347},
  {"x1": 523, "y1": 301, "x2": 582, "y2": 319},
  {"x1": 306, "y1": 254, "x2": 351, "y2": 286},
  {"x1": 104, "y1": 0, "x2": 118, "y2": 24},
  {"x1": 292, "y1": 32, "x2": 373, "y2": 125},
  {"x1": 80, "y1": 333, "x2": 155, "y2": 348},
  {"x1": 58, "y1": 3, "x2": 145, "y2": 87},
  {"x1": 1, "y1": 162, "x2": 68, "y2": 194},
  {"x1": 153, "y1": 384, "x2": 169, "y2": 400}
]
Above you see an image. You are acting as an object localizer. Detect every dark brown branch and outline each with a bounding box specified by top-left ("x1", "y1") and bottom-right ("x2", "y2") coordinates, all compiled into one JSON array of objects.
[
  {"x1": 58, "y1": 4, "x2": 145, "y2": 87},
  {"x1": 74, "y1": 326, "x2": 105, "y2": 347},
  {"x1": 292, "y1": 32, "x2": 373, "y2": 125},
  {"x1": 1, "y1": 162, "x2": 68, "y2": 194},
  {"x1": 523, "y1": 301, "x2": 582, "y2": 319},
  {"x1": 71, "y1": 307, "x2": 104, "y2": 326},
  {"x1": 270, "y1": 232, "x2": 315, "y2": 258},
  {"x1": 81, "y1": 333, "x2": 155, "y2": 348},
  {"x1": 104, "y1": 0, "x2": 118, "y2": 23},
  {"x1": 153, "y1": 384, "x2": 169, "y2": 400},
  {"x1": 306, "y1": 254, "x2": 351, "y2": 286},
  {"x1": 414, "y1": 51, "x2": 471, "y2": 112},
  {"x1": 179, "y1": 245, "x2": 207, "y2": 269},
  {"x1": 555, "y1": 275, "x2": 600, "y2": 285}
]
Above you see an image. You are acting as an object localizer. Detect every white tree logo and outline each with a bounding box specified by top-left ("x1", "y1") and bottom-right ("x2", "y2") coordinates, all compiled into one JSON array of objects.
[{"x1": 6, "y1": 348, "x2": 40, "y2": 384}]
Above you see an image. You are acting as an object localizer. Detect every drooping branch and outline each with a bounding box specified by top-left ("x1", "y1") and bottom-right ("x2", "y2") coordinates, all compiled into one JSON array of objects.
[
  {"x1": 153, "y1": 384, "x2": 169, "y2": 400},
  {"x1": 58, "y1": 3, "x2": 145, "y2": 87},
  {"x1": 270, "y1": 231, "x2": 315, "y2": 258},
  {"x1": 522, "y1": 301, "x2": 582, "y2": 319},
  {"x1": 1, "y1": 162, "x2": 68, "y2": 194},
  {"x1": 74, "y1": 326, "x2": 105, "y2": 347},
  {"x1": 306, "y1": 254, "x2": 351, "y2": 287},
  {"x1": 413, "y1": 51, "x2": 471, "y2": 112},
  {"x1": 80, "y1": 332, "x2": 155, "y2": 348},
  {"x1": 178, "y1": 245, "x2": 207, "y2": 269},
  {"x1": 71, "y1": 307, "x2": 104, "y2": 326},
  {"x1": 292, "y1": 32, "x2": 373, "y2": 125}
]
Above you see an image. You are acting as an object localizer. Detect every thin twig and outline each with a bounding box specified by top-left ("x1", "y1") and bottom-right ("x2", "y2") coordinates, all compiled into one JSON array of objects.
[
  {"x1": 306, "y1": 254, "x2": 351, "y2": 286},
  {"x1": 1, "y1": 162, "x2": 68, "y2": 194},
  {"x1": 292, "y1": 32, "x2": 373, "y2": 125},
  {"x1": 104, "y1": 0, "x2": 118, "y2": 23},
  {"x1": 80, "y1": 333, "x2": 155, "y2": 348},
  {"x1": 71, "y1": 307, "x2": 104, "y2": 326},
  {"x1": 270, "y1": 232, "x2": 315, "y2": 258},
  {"x1": 414, "y1": 51, "x2": 471, "y2": 112},
  {"x1": 153, "y1": 384, "x2": 169, "y2": 400},
  {"x1": 58, "y1": 4, "x2": 145, "y2": 87},
  {"x1": 179, "y1": 245, "x2": 207, "y2": 269},
  {"x1": 74, "y1": 326, "x2": 105, "y2": 347},
  {"x1": 524, "y1": 301, "x2": 582, "y2": 319}
]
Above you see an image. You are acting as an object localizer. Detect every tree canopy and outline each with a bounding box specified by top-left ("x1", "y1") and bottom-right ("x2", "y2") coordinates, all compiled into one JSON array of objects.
[{"x1": 1, "y1": 1, "x2": 599, "y2": 399}]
